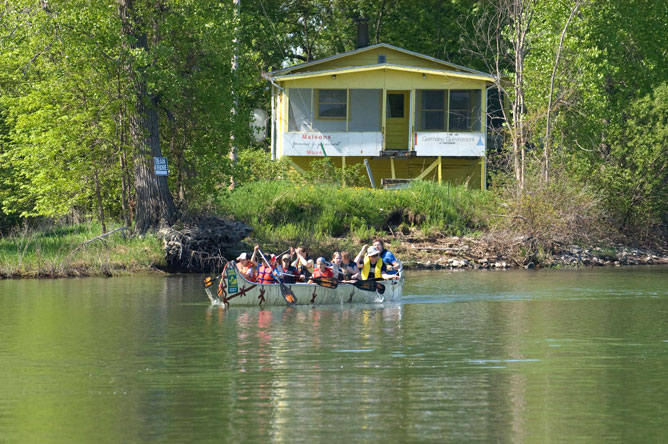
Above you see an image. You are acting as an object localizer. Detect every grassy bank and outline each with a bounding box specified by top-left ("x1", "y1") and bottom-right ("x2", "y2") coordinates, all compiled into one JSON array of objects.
[
  {"x1": 0, "y1": 222, "x2": 165, "y2": 278},
  {"x1": 216, "y1": 180, "x2": 497, "y2": 255}
]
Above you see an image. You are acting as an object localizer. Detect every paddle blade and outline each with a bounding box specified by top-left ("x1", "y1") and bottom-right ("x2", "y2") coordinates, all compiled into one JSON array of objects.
[
  {"x1": 203, "y1": 276, "x2": 214, "y2": 288},
  {"x1": 280, "y1": 283, "x2": 298, "y2": 306},
  {"x1": 352, "y1": 279, "x2": 377, "y2": 292},
  {"x1": 312, "y1": 276, "x2": 338, "y2": 289},
  {"x1": 376, "y1": 283, "x2": 386, "y2": 295}
]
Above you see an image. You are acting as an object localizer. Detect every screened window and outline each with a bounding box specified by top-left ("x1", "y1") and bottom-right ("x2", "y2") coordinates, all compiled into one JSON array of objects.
[
  {"x1": 416, "y1": 90, "x2": 447, "y2": 131},
  {"x1": 349, "y1": 89, "x2": 381, "y2": 131},
  {"x1": 449, "y1": 89, "x2": 481, "y2": 132},
  {"x1": 317, "y1": 89, "x2": 347, "y2": 119},
  {"x1": 288, "y1": 88, "x2": 312, "y2": 132}
]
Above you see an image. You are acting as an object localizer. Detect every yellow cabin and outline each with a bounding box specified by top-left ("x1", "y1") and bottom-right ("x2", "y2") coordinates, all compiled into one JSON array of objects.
[{"x1": 266, "y1": 41, "x2": 495, "y2": 189}]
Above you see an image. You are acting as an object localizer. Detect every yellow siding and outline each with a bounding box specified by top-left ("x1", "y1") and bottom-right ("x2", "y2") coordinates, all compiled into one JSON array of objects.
[{"x1": 288, "y1": 156, "x2": 483, "y2": 189}]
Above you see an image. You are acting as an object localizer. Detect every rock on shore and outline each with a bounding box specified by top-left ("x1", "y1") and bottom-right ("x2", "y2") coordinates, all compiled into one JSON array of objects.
[{"x1": 395, "y1": 236, "x2": 668, "y2": 270}]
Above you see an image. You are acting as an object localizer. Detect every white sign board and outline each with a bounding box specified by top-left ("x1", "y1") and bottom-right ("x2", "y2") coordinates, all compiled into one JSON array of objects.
[
  {"x1": 282, "y1": 132, "x2": 382, "y2": 157},
  {"x1": 414, "y1": 132, "x2": 486, "y2": 157},
  {"x1": 153, "y1": 157, "x2": 168, "y2": 176}
]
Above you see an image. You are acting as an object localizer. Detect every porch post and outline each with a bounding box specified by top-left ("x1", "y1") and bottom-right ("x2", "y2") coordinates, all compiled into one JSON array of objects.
[
  {"x1": 391, "y1": 157, "x2": 396, "y2": 179},
  {"x1": 438, "y1": 156, "x2": 442, "y2": 184}
]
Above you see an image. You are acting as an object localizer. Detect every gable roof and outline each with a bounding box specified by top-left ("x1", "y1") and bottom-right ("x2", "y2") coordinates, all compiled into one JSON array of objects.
[{"x1": 270, "y1": 43, "x2": 494, "y2": 79}]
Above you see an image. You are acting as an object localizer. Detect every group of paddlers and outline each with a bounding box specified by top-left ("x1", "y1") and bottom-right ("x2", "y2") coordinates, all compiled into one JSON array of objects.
[{"x1": 235, "y1": 239, "x2": 401, "y2": 285}]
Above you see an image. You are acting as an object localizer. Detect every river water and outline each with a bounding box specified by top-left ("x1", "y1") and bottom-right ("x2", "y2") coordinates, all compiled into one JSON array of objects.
[{"x1": 1, "y1": 267, "x2": 668, "y2": 443}]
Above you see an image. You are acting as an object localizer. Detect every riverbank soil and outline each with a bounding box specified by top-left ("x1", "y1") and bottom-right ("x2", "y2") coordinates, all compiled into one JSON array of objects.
[{"x1": 391, "y1": 233, "x2": 668, "y2": 270}]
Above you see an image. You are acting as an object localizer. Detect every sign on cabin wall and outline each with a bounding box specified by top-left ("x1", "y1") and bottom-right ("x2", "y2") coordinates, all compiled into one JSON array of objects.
[
  {"x1": 414, "y1": 132, "x2": 486, "y2": 157},
  {"x1": 283, "y1": 132, "x2": 382, "y2": 157}
]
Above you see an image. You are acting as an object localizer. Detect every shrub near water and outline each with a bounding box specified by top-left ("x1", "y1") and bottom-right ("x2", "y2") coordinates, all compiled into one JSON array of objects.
[
  {"x1": 0, "y1": 222, "x2": 164, "y2": 278},
  {"x1": 217, "y1": 181, "x2": 496, "y2": 248}
]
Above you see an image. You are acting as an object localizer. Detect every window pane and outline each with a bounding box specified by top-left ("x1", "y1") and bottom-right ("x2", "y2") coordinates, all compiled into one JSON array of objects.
[
  {"x1": 423, "y1": 111, "x2": 444, "y2": 130},
  {"x1": 317, "y1": 89, "x2": 346, "y2": 119},
  {"x1": 319, "y1": 103, "x2": 346, "y2": 118},
  {"x1": 423, "y1": 90, "x2": 444, "y2": 110},
  {"x1": 349, "y1": 89, "x2": 381, "y2": 131},
  {"x1": 449, "y1": 89, "x2": 481, "y2": 132},
  {"x1": 416, "y1": 90, "x2": 446, "y2": 131},
  {"x1": 288, "y1": 88, "x2": 312, "y2": 131},
  {"x1": 319, "y1": 89, "x2": 346, "y2": 103},
  {"x1": 387, "y1": 93, "x2": 404, "y2": 118}
]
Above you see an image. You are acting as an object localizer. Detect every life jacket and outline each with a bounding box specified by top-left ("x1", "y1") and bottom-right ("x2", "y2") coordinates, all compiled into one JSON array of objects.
[
  {"x1": 312, "y1": 267, "x2": 334, "y2": 279},
  {"x1": 361, "y1": 256, "x2": 383, "y2": 280},
  {"x1": 256, "y1": 264, "x2": 277, "y2": 284},
  {"x1": 238, "y1": 263, "x2": 256, "y2": 282}
]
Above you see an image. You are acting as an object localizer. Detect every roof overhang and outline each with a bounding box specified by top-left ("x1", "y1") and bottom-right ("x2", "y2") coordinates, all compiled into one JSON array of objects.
[{"x1": 271, "y1": 63, "x2": 495, "y2": 83}]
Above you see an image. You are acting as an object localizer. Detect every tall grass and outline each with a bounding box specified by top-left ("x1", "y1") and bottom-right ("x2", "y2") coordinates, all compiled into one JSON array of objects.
[
  {"x1": 216, "y1": 180, "x2": 496, "y2": 250},
  {"x1": 0, "y1": 222, "x2": 164, "y2": 278}
]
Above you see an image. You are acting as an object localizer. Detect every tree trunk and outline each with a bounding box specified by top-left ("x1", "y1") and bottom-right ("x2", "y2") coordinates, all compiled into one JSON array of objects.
[{"x1": 118, "y1": 0, "x2": 177, "y2": 233}]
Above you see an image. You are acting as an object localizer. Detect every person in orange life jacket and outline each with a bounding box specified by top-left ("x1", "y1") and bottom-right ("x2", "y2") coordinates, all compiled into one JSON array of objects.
[
  {"x1": 330, "y1": 252, "x2": 344, "y2": 280},
  {"x1": 308, "y1": 257, "x2": 334, "y2": 283},
  {"x1": 256, "y1": 253, "x2": 278, "y2": 284},
  {"x1": 236, "y1": 245, "x2": 259, "y2": 282},
  {"x1": 353, "y1": 245, "x2": 399, "y2": 280},
  {"x1": 373, "y1": 238, "x2": 400, "y2": 274},
  {"x1": 292, "y1": 246, "x2": 313, "y2": 281},
  {"x1": 278, "y1": 254, "x2": 298, "y2": 284}
]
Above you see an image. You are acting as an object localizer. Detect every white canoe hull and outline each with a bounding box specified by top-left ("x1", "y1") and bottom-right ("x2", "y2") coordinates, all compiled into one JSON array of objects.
[{"x1": 205, "y1": 261, "x2": 403, "y2": 307}]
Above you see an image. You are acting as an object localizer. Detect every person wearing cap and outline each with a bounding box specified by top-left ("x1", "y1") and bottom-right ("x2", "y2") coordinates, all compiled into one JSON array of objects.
[
  {"x1": 277, "y1": 254, "x2": 298, "y2": 284},
  {"x1": 354, "y1": 244, "x2": 398, "y2": 280},
  {"x1": 257, "y1": 252, "x2": 278, "y2": 284},
  {"x1": 308, "y1": 257, "x2": 334, "y2": 283},
  {"x1": 373, "y1": 238, "x2": 400, "y2": 273},
  {"x1": 236, "y1": 245, "x2": 259, "y2": 282}
]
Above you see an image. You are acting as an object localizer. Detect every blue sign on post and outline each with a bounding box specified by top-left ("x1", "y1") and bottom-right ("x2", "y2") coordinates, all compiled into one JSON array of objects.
[{"x1": 154, "y1": 157, "x2": 168, "y2": 176}]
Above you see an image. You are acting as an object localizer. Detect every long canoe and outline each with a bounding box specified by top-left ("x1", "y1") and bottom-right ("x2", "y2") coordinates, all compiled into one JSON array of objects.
[{"x1": 204, "y1": 261, "x2": 403, "y2": 307}]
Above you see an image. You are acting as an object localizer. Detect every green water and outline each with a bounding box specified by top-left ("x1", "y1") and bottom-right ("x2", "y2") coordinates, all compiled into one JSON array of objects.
[{"x1": 1, "y1": 267, "x2": 668, "y2": 443}]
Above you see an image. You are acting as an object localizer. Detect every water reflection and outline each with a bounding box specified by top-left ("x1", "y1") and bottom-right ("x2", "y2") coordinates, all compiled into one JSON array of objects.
[{"x1": 1, "y1": 267, "x2": 668, "y2": 442}]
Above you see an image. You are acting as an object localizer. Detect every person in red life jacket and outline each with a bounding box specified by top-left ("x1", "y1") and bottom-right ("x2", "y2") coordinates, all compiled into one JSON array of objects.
[
  {"x1": 278, "y1": 254, "x2": 298, "y2": 284},
  {"x1": 256, "y1": 253, "x2": 278, "y2": 284},
  {"x1": 353, "y1": 245, "x2": 399, "y2": 280},
  {"x1": 308, "y1": 257, "x2": 334, "y2": 283},
  {"x1": 236, "y1": 245, "x2": 259, "y2": 282}
]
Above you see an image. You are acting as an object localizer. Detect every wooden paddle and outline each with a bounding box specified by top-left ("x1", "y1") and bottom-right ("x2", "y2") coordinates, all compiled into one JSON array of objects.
[
  {"x1": 258, "y1": 249, "x2": 297, "y2": 306},
  {"x1": 310, "y1": 275, "x2": 338, "y2": 288},
  {"x1": 349, "y1": 279, "x2": 386, "y2": 294}
]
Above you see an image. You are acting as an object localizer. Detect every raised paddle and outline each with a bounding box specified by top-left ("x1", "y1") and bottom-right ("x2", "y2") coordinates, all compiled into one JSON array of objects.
[{"x1": 258, "y1": 249, "x2": 297, "y2": 306}]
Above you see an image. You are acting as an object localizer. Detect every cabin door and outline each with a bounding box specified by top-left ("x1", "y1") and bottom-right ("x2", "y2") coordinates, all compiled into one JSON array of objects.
[{"x1": 385, "y1": 90, "x2": 409, "y2": 150}]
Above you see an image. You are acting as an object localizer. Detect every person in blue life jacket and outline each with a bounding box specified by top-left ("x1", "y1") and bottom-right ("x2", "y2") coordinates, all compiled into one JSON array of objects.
[
  {"x1": 353, "y1": 245, "x2": 399, "y2": 280},
  {"x1": 373, "y1": 238, "x2": 400, "y2": 274}
]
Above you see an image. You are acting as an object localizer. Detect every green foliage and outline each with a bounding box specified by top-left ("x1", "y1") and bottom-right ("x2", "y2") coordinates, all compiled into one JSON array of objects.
[
  {"x1": 216, "y1": 180, "x2": 496, "y2": 249},
  {"x1": 302, "y1": 158, "x2": 368, "y2": 187},
  {"x1": 592, "y1": 83, "x2": 668, "y2": 239}
]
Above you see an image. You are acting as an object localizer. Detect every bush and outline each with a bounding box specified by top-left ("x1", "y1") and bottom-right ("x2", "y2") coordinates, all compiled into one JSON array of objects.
[{"x1": 215, "y1": 180, "x2": 496, "y2": 249}]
